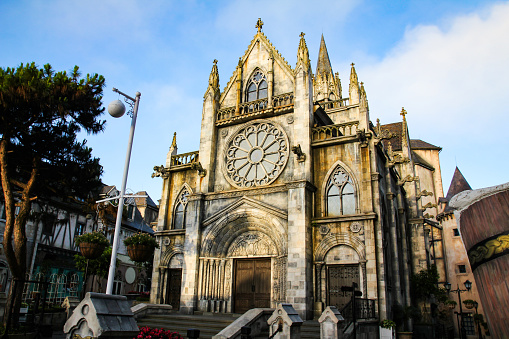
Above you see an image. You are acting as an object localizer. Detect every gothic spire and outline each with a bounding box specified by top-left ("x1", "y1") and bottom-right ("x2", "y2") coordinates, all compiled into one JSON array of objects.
[
  {"x1": 349, "y1": 63, "x2": 359, "y2": 103},
  {"x1": 208, "y1": 59, "x2": 219, "y2": 91},
  {"x1": 296, "y1": 32, "x2": 311, "y2": 72},
  {"x1": 316, "y1": 34, "x2": 333, "y2": 78}
]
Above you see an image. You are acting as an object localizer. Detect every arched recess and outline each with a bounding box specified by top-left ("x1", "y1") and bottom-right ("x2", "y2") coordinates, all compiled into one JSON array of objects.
[
  {"x1": 314, "y1": 233, "x2": 367, "y2": 310},
  {"x1": 244, "y1": 67, "x2": 269, "y2": 102},
  {"x1": 170, "y1": 183, "x2": 193, "y2": 230},
  {"x1": 321, "y1": 160, "x2": 361, "y2": 216},
  {"x1": 158, "y1": 246, "x2": 184, "y2": 308},
  {"x1": 0, "y1": 261, "x2": 10, "y2": 292},
  {"x1": 198, "y1": 209, "x2": 287, "y2": 313}
]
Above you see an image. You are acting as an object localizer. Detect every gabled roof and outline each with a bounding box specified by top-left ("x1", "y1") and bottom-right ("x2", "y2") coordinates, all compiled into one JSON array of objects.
[
  {"x1": 411, "y1": 139, "x2": 441, "y2": 151},
  {"x1": 381, "y1": 122, "x2": 403, "y2": 151},
  {"x1": 219, "y1": 29, "x2": 294, "y2": 105}
]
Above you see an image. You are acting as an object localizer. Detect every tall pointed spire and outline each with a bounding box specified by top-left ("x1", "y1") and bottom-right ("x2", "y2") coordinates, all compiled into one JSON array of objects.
[
  {"x1": 349, "y1": 63, "x2": 359, "y2": 104},
  {"x1": 166, "y1": 132, "x2": 178, "y2": 166},
  {"x1": 296, "y1": 32, "x2": 310, "y2": 72},
  {"x1": 316, "y1": 34, "x2": 333, "y2": 78}
]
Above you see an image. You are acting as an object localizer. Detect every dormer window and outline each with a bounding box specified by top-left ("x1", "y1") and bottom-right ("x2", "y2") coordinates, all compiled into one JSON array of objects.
[{"x1": 246, "y1": 70, "x2": 268, "y2": 102}]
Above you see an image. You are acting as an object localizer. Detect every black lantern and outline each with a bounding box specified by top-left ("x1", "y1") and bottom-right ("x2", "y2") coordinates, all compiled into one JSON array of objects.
[
  {"x1": 464, "y1": 280, "x2": 472, "y2": 291},
  {"x1": 444, "y1": 282, "x2": 452, "y2": 292}
]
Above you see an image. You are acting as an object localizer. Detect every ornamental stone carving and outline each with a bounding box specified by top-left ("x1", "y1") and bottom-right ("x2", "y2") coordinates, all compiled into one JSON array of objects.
[
  {"x1": 224, "y1": 120, "x2": 289, "y2": 188},
  {"x1": 227, "y1": 231, "x2": 276, "y2": 257}
]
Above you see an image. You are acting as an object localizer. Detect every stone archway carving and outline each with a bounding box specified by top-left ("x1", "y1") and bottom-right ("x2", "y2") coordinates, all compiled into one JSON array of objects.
[
  {"x1": 314, "y1": 233, "x2": 367, "y2": 307},
  {"x1": 198, "y1": 209, "x2": 287, "y2": 313}
]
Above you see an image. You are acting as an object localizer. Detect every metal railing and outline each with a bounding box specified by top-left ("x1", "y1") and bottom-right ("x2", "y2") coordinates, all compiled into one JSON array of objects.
[{"x1": 340, "y1": 298, "x2": 376, "y2": 332}]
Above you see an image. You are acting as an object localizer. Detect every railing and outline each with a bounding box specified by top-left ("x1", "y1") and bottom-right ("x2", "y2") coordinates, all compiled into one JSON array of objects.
[
  {"x1": 312, "y1": 121, "x2": 359, "y2": 141},
  {"x1": 320, "y1": 98, "x2": 350, "y2": 109},
  {"x1": 216, "y1": 92, "x2": 294, "y2": 123},
  {"x1": 239, "y1": 98, "x2": 268, "y2": 115},
  {"x1": 170, "y1": 151, "x2": 199, "y2": 167},
  {"x1": 273, "y1": 92, "x2": 294, "y2": 108},
  {"x1": 22, "y1": 272, "x2": 80, "y2": 306},
  {"x1": 340, "y1": 298, "x2": 376, "y2": 332}
]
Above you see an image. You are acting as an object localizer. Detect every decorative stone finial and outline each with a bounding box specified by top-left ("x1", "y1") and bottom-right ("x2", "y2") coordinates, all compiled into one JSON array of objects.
[
  {"x1": 299, "y1": 32, "x2": 305, "y2": 39},
  {"x1": 171, "y1": 132, "x2": 177, "y2": 148},
  {"x1": 209, "y1": 59, "x2": 219, "y2": 90},
  {"x1": 256, "y1": 18, "x2": 264, "y2": 32},
  {"x1": 296, "y1": 32, "x2": 310, "y2": 71}
]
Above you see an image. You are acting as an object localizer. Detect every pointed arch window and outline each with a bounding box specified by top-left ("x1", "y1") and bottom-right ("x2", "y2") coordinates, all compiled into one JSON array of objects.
[
  {"x1": 246, "y1": 70, "x2": 268, "y2": 102},
  {"x1": 326, "y1": 165, "x2": 356, "y2": 216},
  {"x1": 173, "y1": 187, "x2": 190, "y2": 230}
]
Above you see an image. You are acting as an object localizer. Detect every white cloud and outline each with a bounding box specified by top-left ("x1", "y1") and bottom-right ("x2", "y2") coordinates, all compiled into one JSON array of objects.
[
  {"x1": 363, "y1": 2, "x2": 509, "y2": 136},
  {"x1": 360, "y1": 2, "x2": 509, "y2": 188}
]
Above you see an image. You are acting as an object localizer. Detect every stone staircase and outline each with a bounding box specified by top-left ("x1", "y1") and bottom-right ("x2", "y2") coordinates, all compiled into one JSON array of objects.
[
  {"x1": 137, "y1": 313, "x2": 238, "y2": 338},
  {"x1": 136, "y1": 312, "x2": 321, "y2": 339}
]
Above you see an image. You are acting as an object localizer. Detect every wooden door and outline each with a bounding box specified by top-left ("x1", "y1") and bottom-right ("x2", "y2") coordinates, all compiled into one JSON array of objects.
[
  {"x1": 234, "y1": 258, "x2": 271, "y2": 313},
  {"x1": 327, "y1": 264, "x2": 360, "y2": 310},
  {"x1": 165, "y1": 268, "x2": 182, "y2": 310}
]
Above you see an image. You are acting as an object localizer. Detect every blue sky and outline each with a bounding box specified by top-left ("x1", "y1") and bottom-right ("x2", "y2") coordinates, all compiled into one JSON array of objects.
[{"x1": 1, "y1": 0, "x2": 508, "y2": 202}]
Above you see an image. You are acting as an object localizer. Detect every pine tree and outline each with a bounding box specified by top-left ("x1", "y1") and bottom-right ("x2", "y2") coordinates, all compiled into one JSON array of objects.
[{"x1": 0, "y1": 62, "x2": 105, "y2": 326}]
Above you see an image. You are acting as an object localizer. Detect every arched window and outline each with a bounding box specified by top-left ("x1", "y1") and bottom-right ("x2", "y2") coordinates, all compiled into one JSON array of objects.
[
  {"x1": 246, "y1": 70, "x2": 268, "y2": 102},
  {"x1": 173, "y1": 187, "x2": 190, "y2": 229},
  {"x1": 326, "y1": 165, "x2": 356, "y2": 216}
]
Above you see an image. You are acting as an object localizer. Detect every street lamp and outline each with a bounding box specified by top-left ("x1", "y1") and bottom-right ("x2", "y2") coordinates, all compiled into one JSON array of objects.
[
  {"x1": 444, "y1": 280, "x2": 472, "y2": 339},
  {"x1": 105, "y1": 88, "x2": 141, "y2": 295},
  {"x1": 473, "y1": 301, "x2": 483, "y2": 339}
]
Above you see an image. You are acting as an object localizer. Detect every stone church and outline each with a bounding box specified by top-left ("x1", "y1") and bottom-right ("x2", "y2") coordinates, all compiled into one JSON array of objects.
[{"x1": 150, "y1": 19, "x2": 443, "y2": 321}]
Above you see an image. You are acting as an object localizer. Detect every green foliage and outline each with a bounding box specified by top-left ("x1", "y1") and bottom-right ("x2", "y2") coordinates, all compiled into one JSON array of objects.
[
  {"x1": 124, "y1": 232, "x2": 159, "y2": 248},
  {"x1": 380, "y1": 319, "x2": 396, "y2": 329},
  {"x1": 444, "y1": 300, "x2": 457, "y2": 307},
  {"x1": 74, "y1": 246, "x2": 116, "y2": 280},
  {"x1": 411, "y1": 264, "x2": 447, "y2": 302},
  {"x1": 392, "y1": 304, "x2": 422, "y2": 330},
  {"x1": 473, "y1": 313, "x2": 484, "y2": 324},
  {"x1": 0, "y1": 62, "x2": 105, "y2": 200},
  {"x1": 75, "y1": 231, "x2": 109, "y2": 246}
]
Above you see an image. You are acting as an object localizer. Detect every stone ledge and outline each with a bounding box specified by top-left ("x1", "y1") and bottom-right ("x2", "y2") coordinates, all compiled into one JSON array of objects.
[{"x1": 131, "y1": 303, "x2": 173, "y2": 320}]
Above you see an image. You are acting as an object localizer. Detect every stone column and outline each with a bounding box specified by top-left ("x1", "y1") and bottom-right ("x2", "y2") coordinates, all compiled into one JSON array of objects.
[
  {"x1": 287, "y1": 183, "x2": 314, "y2": 319},
  {"x1": 268, "y1": 52, "x2": 274, "y2": 108},
  {"x1": 180, "y1": 193, "x2": 204, "y2": 314}
]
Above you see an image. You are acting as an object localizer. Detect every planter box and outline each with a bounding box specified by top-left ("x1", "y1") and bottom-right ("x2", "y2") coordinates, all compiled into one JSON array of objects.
[{"x1": 380, "y1": 327, "x2": 395, "y2": 339}]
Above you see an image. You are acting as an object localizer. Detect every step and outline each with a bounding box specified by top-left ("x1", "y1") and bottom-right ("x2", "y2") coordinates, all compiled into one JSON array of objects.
[{"x1": 137, "y1": 313, "x2": 237, "y2": 338}]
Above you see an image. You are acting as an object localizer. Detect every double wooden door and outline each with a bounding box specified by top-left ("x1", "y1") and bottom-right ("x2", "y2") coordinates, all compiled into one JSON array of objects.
[
  {"x1": 327, "y1": 264, "x2": 360, "y2": 310},
  {"x1": 234, "y1": 258, "x2": 271, "y2": 313}
]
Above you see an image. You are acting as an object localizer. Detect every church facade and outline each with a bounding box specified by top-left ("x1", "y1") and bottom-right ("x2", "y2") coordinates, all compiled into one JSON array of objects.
[{"x1": 150, "y1": 20, "x2": 442, "y2": 320}]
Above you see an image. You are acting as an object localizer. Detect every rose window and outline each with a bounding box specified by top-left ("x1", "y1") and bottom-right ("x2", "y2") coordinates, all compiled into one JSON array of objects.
[{"x1": 225, "y1": 121, "x2": 288, "y2": 188}]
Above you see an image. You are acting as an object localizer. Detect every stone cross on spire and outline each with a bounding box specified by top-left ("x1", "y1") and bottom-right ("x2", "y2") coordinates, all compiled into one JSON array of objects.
[
  {"x1": 300, "y1": 32, "x2": 305, "y2": 39},
  {"x1": 400, "y1": 107, "x2": 407, "y2": 120},
  {"x1": 256, "y1": 18, "x2": 264, "y2": 32}
]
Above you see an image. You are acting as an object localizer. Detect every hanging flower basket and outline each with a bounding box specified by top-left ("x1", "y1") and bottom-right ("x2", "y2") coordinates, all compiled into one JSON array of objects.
[
  {"x1": 463, "y1": 299, "x2": 476, "y2": 309},
  {"x1": 127, "y1": 244, "x2": 155, "y2": 262},
  {"x1": 124, "y1": 232, "x2": 159, "y2": 262},
  {"x1": 444, "y1": 300, "x2": 457, "y2": 310},
  {"x1": 75, "y1": 231, "x2": 110, "y2": 259},
  {"x1": 79, "y1": 243, "x2": 107, "y2": 259}
]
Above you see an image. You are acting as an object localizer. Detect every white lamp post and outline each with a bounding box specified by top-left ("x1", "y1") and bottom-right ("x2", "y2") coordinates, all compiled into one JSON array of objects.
[{"x1": 105, "y1": 88, "x2": 141, "y2": 295}]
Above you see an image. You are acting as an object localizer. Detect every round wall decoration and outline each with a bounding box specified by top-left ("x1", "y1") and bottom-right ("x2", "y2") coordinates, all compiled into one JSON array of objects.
[
  {"x1": 224, "y1": 120, "x2": 288, "y2": 188},
  {"x1": 125, "y1": 267, "x2": 136, "y2": 284}
]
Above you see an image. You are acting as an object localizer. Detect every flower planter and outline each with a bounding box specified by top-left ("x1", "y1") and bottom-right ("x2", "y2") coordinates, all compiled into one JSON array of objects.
[
  {"x1": 127, "y1": 245, "x2": 154, "y2": 262},
  {"x1": 79, "y1": 242, "x2": 106, "y2": 259},
  {"x1": 397, "y1": 331, "x2": 413, "y2": 339},
  {"x1": 464, "y1": 302, "x2": 475, "y2": 309}
]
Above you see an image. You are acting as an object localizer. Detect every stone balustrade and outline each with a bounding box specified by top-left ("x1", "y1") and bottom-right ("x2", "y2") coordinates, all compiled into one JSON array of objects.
[
  {"x1": 170, "y1": 151, "x2": 199, "y2": 167},
  {"x1": 216, "y1": 92, "x2": 294, "y2": 124},
  {"x1": 312, "y1": 121, "x2": 360, "y2": 141}
]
